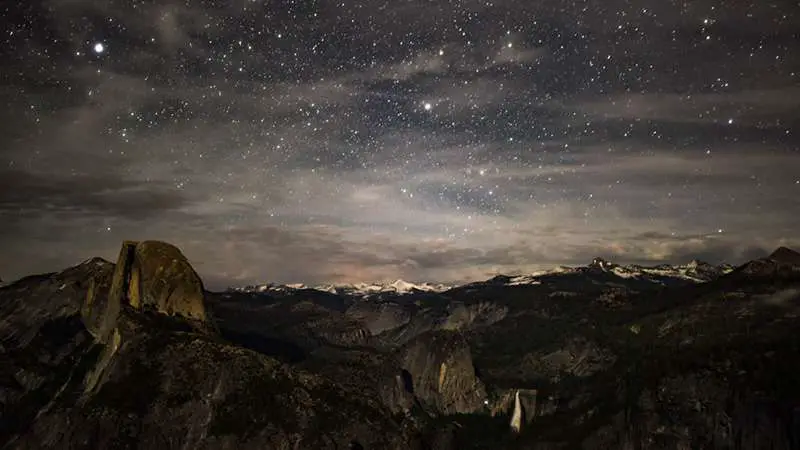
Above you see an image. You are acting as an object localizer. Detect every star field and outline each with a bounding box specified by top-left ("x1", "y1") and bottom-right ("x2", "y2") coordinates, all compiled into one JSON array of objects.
[{"x1": 0, "y1": 0, "x2": 798, "y2": 287}]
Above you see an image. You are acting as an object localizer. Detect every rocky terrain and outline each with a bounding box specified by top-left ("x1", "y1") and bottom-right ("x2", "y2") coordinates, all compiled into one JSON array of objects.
[{"x1": 2, "y1": 241, "x2": 800, "y2": 449}]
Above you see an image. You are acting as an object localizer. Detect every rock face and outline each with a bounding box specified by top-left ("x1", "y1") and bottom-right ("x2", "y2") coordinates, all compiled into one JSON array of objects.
[
  {"x1": 398, "y1": 331, "x2": 487, "y2": 415},
  {"x1": 491, "y1": 389, "x2": 539, "y2": 425},
  {"x1": 734, "y1": 246, "x2": 800, "y2": 279},
  {"x1": 523, "y1": 337, "x2": 617, "y2": 381},
  {"x1": 120, "y1": 240, "x2": 208, "y2": 321},
  {"x1": 5, "y1": 243, "x2": 800, "y2": 449},
  {"x1": 440, "y1": 302, "x2": 508, "y2": 331},
  {"x1": 0, "y1": 258, "x2": 116, "y2": 446},
  {"x1": 13, "y1": 314, "x2": 422, "y2": 450},
  {"x1": 491, "y1": 389, "x2": 538, "y2": 433},
  {"x1": 2, "y1": 241, "x2": 427, "y2": 450},
  {"x1": 346, "y1": 301, "x2": 412, "y2": 335},
  {"x1": 769, "y1": 246, "x2": 800, "y2": 265},
  {"x1": 83, "y1": 240, "x2": 209, "y2": 342}
]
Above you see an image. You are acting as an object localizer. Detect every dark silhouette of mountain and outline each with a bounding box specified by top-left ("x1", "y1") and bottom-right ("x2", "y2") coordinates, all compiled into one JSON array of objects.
[
  {"x1": 2, "y1": 240, "x2": 800, "y2": 449},
  {"x1": 732, "y1": 246, "x2": 800, "y2": 280},
  {"x1": 769, "y1": 246, "x2": 800, "y2": 264}
]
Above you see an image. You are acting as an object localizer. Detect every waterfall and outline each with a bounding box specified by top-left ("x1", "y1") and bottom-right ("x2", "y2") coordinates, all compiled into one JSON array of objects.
[{"x1": 510, "y1": 390, "x2": 524, "y2": 433}]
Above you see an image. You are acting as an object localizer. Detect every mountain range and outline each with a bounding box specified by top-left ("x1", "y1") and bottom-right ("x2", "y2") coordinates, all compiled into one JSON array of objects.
[
  {"x1": 1, "y1": 240, "x2": 800, "y2": 449},
  {"x1": 235, "y1": 257, "x2": 734, "y2": 298}
]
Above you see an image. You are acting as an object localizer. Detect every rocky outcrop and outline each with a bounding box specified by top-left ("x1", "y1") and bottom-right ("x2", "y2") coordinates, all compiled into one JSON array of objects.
[
  {"x1": 346, "y1": 301, "x2": 412, "y2": 335},
  {"x1": 82, "y1": 258, "x2": 119, "y2": 343},
  {"x1": 733, "y1": 246, "x2": 800, "y2": 279},
  {"x1": 4, "y1": 257, "x2": 114, "y2": 349},
  {"x1": 577, "y1": 371, "x2": 800, "y2": 450},
  {"x1": 6, "y1": 244, "x2": 800, "y2": 449},
  {"x1": 2, "y1": 243, "x2": 430, "y2": 449},
  {"x1": 120, "y1": 240, "x2": 208, "y2": 321},
  {"x1": 440, "y1": 301, "x2": 508, "y2": 331},
  {"x1": 0, "y1": 258, "x2": 114, "y2": 445},
  {"x1": 10, "y1": 315, "x2": 424, "y2": 450},
  {"x1": 79, "y1": 240, "x2": 214, "y2": 412},
  {"x1": 361, "y1": 301, "x2": 509, "y2": 347},
  {"x1": 490, "y1": 389, "x2": 538, "y2": 433},
  {"x1": 304, "y1": 314, "x2": 371, "y2": 346},
  {"x1": 398, "y1": 331, "x2": 487, "y2": 415},
  {"x1": 523, "y1": 337, "x2": 617, "y2": 382},
  {"x1": 769, "y1": 246, "x2": 800, "y2": 265},
  {"x1": 491, "y1": 389, "x2": 537, "y2": 417},
  {"x1": 82, "y1": 240, "x2": 210, "y2": 342}
]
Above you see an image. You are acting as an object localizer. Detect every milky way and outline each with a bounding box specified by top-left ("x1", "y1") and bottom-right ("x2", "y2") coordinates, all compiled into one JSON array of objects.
[{"x1": 1, "y1": 1, "x2": 798, "y2": 288}]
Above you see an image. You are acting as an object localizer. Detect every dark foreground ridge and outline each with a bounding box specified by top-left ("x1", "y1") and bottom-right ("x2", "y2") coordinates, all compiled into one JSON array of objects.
[{"x1": 2, "y1": 241, "x2": 800, "y2": 449}]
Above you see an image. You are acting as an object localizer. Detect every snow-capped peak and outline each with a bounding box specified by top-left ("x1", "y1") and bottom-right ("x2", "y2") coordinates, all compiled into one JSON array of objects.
[
  {"x1": 389, "y1": 279, "x2": 418, "y2": 292},
  {"x1": 236, "y1": 279, "x2": 451, "y2": 296},
  {"x1": 316, "y1": 279, "x2": 451, "y2": 295},
  {"x1": 590, "y1": 257, "x2": 614, "y2": 270},
  {"x1": 232, "y1": 258, "x2": 735, "y2": 296},
  {"x1": 500, "y1": 258, "x2": 733, "y2": 286}
]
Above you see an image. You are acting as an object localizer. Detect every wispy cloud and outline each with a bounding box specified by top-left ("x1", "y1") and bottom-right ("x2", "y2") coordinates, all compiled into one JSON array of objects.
[{"x1": 0, "y1": 0, "x2": 797, "y2": 287}]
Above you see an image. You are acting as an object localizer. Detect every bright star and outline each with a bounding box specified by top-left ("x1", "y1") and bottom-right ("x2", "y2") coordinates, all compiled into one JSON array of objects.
[
  {"x1": 423, "y1": 102, "x2": 432, "y2": 111},
  {"x1": 93, "y1": 43, "x2": 105, "y2": 54}
]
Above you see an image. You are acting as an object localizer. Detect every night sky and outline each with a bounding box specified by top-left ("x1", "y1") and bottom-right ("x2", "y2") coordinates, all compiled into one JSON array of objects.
[{"x1": 1, "y1": 1, "x2": 798, "y2": 288}]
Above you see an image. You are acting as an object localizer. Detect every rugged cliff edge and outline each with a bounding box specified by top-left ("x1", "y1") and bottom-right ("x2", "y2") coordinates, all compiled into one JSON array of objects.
[
  {"x1": 2, "y1": 243, "x2": 800, "y2": 449},
  {"x1": 82, "y1": 240, "x2": 211, "y2": 343},
  {"x1": 0, "y1": 241, "x2": 428, "y2": 449}
]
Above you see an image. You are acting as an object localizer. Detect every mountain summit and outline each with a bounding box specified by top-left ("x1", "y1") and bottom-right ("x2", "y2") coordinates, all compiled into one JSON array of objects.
[
  {"x1": 733, "y1": 246, "x2": 800, "y2": 278},
  {"x1": 240, "y1": 279, "x2": 452, "y2": 296},
  {"x1": 768, "y1": 246, "x2": 800, "y2": 265},
  {"x1": 2, "y1": 240, "x2": 800, "y2": 449},
  {"x1": 82, "y1": 240, "x2": 211, "y2": 343}
]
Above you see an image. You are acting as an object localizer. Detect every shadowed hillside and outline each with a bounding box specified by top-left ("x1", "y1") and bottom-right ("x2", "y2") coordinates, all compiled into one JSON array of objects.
[{"x1": 2, "y1": 241, "x2": 800, "y2": 449}]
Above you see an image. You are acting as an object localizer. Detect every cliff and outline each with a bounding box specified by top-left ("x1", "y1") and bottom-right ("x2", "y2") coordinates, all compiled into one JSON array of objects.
[
  {"x1": 3, "y1": 244, "x2": 800, "y2": 449},
  {"x1": 398, "y1": 331, "x2": 488, "y2": 415},
  {"x1": 82, "y1": 240, "x2": 210, "y2": 343}
]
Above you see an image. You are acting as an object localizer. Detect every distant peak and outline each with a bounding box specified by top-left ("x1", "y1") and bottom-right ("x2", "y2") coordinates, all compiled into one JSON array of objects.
[
  {"x1": 389, "y1": 279, "x2": 415, "y2": 289},
  {"x1": 80, "y1": 256, "x2": 113, "y2": 267},
  {"x1": 589, "y1": 257, "x2": 615, "y2": 270},
  {"x1": 768, "y1": 247, "x2": 800, "y2": 265},
  {"x1": 239, "y1": 279, "x2": 451, "y2": 296}
]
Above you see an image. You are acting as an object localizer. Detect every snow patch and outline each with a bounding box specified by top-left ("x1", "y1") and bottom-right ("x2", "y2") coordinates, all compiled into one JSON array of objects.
[
  {"x1": 233, "y1": 259, "x2": 731, "y2": 295},
  {"x1": 507, "y1": 275, "x2": 542, "y2": 286},
  {"x1": 499, "y1": 259, "x2": 730, "y2": 286},
  {"x1": 237, "y1": 279, "x2": 451, "y2": 296}
]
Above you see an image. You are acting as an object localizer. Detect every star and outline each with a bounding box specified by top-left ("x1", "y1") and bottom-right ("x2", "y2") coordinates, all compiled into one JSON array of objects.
[{"x1": 0, "y1": 0, "x2": 796, "y2": 287}]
